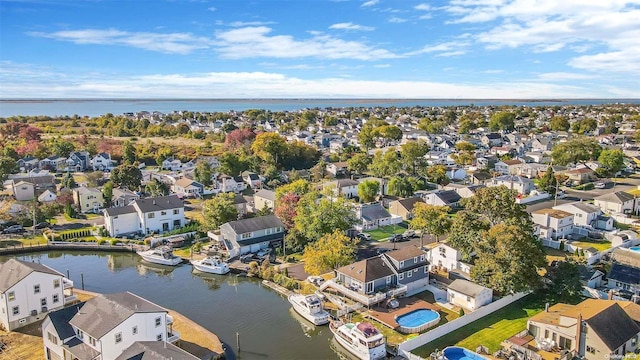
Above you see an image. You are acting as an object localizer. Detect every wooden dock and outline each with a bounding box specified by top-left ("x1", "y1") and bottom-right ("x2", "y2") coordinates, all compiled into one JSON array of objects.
[{"x1": 262, "y1": 280, "x2": 293, "y2": 297}]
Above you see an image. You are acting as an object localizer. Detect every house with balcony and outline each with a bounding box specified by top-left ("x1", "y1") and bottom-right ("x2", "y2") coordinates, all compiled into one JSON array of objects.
[
  {"x1": 487, "y1": 175, "x2": 535, "y2": 195},
  {"x1": 73, "y1": 186, "x2": 105, "y2": 213},
  {"x1": 216, "y1": 174, "x2": 246, "y2": 193},
  {"x1": 427, "y1": 243, "x2": 473, "y2": 279},
  {"x1": 42, "y1": 291, "x2": 192, "y2": 360},
  {"x1": 39, "y1": 156, "x2": 67, "y2": 171},
  {"x1": 219, "y1": 215, "x2": 285, "y2": 258},
  {"x1": 0, "y1": 258, "x2": 75, "y2": 331},
  {"x1": 103, "y1": 195, "x2": 185, "y2": 237},
  {"x1": 532, "y1": 209, "x2": 574, "y2": 240}
]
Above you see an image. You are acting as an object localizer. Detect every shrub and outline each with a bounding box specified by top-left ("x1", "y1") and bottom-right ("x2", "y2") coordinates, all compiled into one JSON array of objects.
[
  {"x1": 559, "y1": 241, "x2": 565, "y2": 251},
  {"x1": 459, "y1": 308, "x2": 465, "y2": 317},
  {"x1": 110, "y1": 239, "x2": 119, "y2": 246},
  {"x1": 98, "y1": 239, "x2": 107, "y2": 245}
]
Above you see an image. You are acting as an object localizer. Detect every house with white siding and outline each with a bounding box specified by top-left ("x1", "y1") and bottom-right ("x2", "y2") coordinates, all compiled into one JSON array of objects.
[
  {"x1": 447, "y1": 279, "x2": 493, "y2": 311},
  {"x1": 91, "y1": 152, "x2": 113, "y2": 171},
  {"x1": 219, "y1": 215, "x2": 285, "y2": 258},
  {"x1": 0, "y1": 258, "x2": 75, "y2": 331},
  {"x1": 103, "y1": 195, "x2": 185, "y2": 237},
  {"x1": 532, "y1": 208, "x2": 574, "y2": 240}
]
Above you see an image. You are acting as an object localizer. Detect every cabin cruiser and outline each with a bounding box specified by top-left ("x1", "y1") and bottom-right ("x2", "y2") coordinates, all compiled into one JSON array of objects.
[
  {"x1": 191, "y1": 256, "x2": 230, "y2": 275},
  {"x1": 137, "y1": 246, "x2": 183, "y2": 266},
  {"x1": 288, "y1": 293, "x2": 330, "y2": 325},
  {"x1": 329, "y1": 321, "x2": 386, "y2": 360}
]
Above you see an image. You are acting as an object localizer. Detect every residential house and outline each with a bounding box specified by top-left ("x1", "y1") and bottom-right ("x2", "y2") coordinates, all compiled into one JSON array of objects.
[
  {"x1": 487, "y1": 175, "x2": 535, "y2": 195},
  {"x1": 553, "y1": 202, "x2": 614, "y2": 231},
  {"x1": 607, "y1": 263, "x2": 640, "y2": 296},
  {"x1": 389, "y1": 197, "x2": 425, "y2": 221},
  {"x1": 524, "y1": 299, "x2": 640, "y2": 359},
  {"x1": 326, "y1": 161, "x2": 348, "y2": 177},
  {"x1": 531, "y1": 138, "x2": 552, "y2": 152},
  {"x1": 216, "y1": 174, "x2": 246, "y2": 193},
  {"x1": 427, "y1": 243, "x2": 472, "y2": 279},
  {"x1": 42, "y1": 292, "x2": 188, "y2": 360},
  {"x1": 18, "y1": 156, "x2": 39, "y2": 171},
  {"x1": 12, "y1": 180, "x2": 35, "y2": 201},
  {"x1": 91, "y1": 152, "x2": 113, "y2": 171},
  {"x1": 323, "y1": 179, "x2": 359, "y2": 199},
  {"x1": 234, "y1": 194, "x2": 247, "y2": 217},
  {"x1": 423, "y1": 190, "x2": 462, "y2": 208},
  {"x1": 10, "y1": 174, "x2": 56, "y2": 195},
  {"x1": 103, "y1": 195, "x2": 185, "y2": 237},
  {"x1": 470, "y1": 171, "x2": 492, "y2": 185},
  {"x1": 532, "y1": 209, "x2": 574, "y2": 240},
  {"x1": 161, "y1": 157, "x2": 183, "y2": 171},
  {"x1": 253, "y1": 189, "x2": 276, "y2": 211},
  {"x1": 0, "y1": 258, "x2": 75, "y2": 331},
  {"x1": 39, "y1": 156, "x2": 66, "y2": 171},
  {"x1": 73, "y1": 186, "x2": 105, "y2": 213},
  {"x1": 116, "y1": 342, "x2": 199, "y2": 360},
  {"x1": 594, "y1": 191, "x2": 636, "y2": 215},
  {"x1": 447, "y1": 279, "x2": 493, "y2": 311},
  {"x1": 495, "y1": 159, "x2": 523, "y2": 176},
  {"x1": 172, "y1": 178, "x2": 204, "y2": 198},
  {"x1": 355, "y1": 202, "x2": 401, "y2": 231},
  {"x1": 444, "y1": 184, "x2": 485, "y2": 199},
  {"x1": 111, "y1": 188, "x2": 140, "y2": 208},
  {"x1": 481, "y1": 133, "x2": 503, "y2": 147},
  {"x1": 37, "y1": 189, "x2": 58, "y2": 203},
  {"x1": 242, "y1": 171, "x2": 262, "y2": 189},
  {"x1": 519, "y1": 163, "x2": 549, "y2": 179},
  {"x1": 65, "y1": 150, "x2": 91, "y2": 172},
  {"x1": 566, "y1": 167, "x2": 595, "y2": 184},
  {"x1": 384, "y1": 246, "x2": 430, "y2": 296},
  {"x1": 219, "y1": 215, "x2": 284, "y2": 257}
]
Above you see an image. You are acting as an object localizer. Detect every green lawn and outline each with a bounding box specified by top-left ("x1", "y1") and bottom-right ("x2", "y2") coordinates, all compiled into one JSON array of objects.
[
  {"x1": 571, "y1": 239, "x2": 612, "y2": 252},
  {"x1": 412, "y1": 295, "x2": 544, "y2": 357},
  {"x1": 365, "y1": 224, "x2": 407, "y2": 241}
]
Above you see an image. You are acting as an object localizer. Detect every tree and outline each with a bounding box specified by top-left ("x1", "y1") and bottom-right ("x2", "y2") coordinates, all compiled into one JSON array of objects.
[
  {"x1": 358, "y1": 124, "x2": 375, "y2": 150},
  {"x1": 471, "y1": 223, "x2": 546, "y2": 294},
  {"x1": 423, "y1": 164, "x2": 449, "y2": 186},
  {"x1": 400, "y1": 141, "x2": 429, "y2": 175},
  {"x1": 368, "y1": 150, "x2": 401, "y2": 178},
  {"x1": 388, "y1": 176, "x2": 414, "y2": 197},
  {"x1": 347, "y1": 153, "x2": 372, "y2": 174},
  {"x1": 121, "y1": 140, "x2": 137, "y2": 164},
  {"x1": 224, "y1": 128, "x2": 255, "y2": 150},
  {"x1": 572, "y1": 117, "x2": 597, "y2": 134},
  {"x1": 251, "y1": 132, "x2": 287, "y2": 166},
  {"x1": 201, "y1": 192, "x2": 238, "y2": 231},
  {"x1": 0, "y1": 156, "x2": 17, "y2": 190},
  {"x1": 549, "y1": 116, "x2": 570, "y2": 131},
  {"x1": 538, "y1": 166, "x2": 558, "y2": 195},
  {"x1": 145, "y1": 178, "x2": 169, "y2": 197},
  {"x1": 194, "y1": 161, "x2": 214, "y2": 186},
  {"x1": 410, "y1": 203, "x2": 452, "y2": 248},
  {"x1": 545, "y1": 259, "x2": 583, "y2": 303},
  {"x1": 358, "y1": 180, "x2": 380, "y2": 203},
  {"x1": 275, "y1": 192, "x2": 301, "y2": 229},
  {"x1": 61, "y1": 172, "x2": 77, "y2": 189},
  {"x1": 275, "y1": 179, "x2": 311, "y2": 200},
  {"x1": 597, "y1": 149, "x2": 624, "y2": 177},
  {"x1": 110, "y1": 164, "x2": 142, "y2": 191},
  {"x1": 453, "y1": 141, "x2": 476, "y2": 166},
  {"x1": 294, "y1": 192, "x2": 358, "y2": 245},
  {"x1": 256, "y1": 203, "x2": 272, "y2": 217},
  {"x1": 50, "y1": 138, "x2": 75, "y2": 158},
  {"x1": 488, "y1": 111, "x2": 515, "y2": 131},
  {"x1": 85, "y1": 171, "x2": 104, "y2": 187},
  {"x1": 303, "y1": 230, "x2": 358, "y2": 276},
  {"x1": 551, "y1": 138, "x2": 602, "y2": 165},
  {"x1": 102, "y1": 181, "x2": 114, "y2": 207},
  {"x1": 218, "y1": 152, "x2": 249, "y2": 176}
]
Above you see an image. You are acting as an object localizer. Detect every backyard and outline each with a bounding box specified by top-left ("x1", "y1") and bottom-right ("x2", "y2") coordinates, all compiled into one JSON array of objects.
[
  {"x1": 364, "y1": 223, "x2": 408, "y2": 241},
  {"x1": 570, "y1": 239, "x2": 612, "y2": 252},
  {"x1": 412, "y1": 294, "x2": 545, "y2": 357}
]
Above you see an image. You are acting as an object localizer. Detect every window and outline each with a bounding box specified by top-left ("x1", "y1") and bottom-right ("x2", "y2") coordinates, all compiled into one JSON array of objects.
[
  {"x1": 115, "y1": 332, "x2": 122, "y2": 344},
  {"x1": 41, "y1": 298, "x2": 47, "y2": 306},
  {"x1": 544, "y1": 330, "x2": 549, "y2": 338},
  {"x1": 78, "y1": 330, "x2": 83, "y2": 339},
  {"x1": 53, "y1": 279, "x2": 60, "y2": 288},
  {"x1": 155, "y1": 316, "x2": 162, "y2": 327},
  {"x1": 34, "y1": 284, "x2": 41, "y2": 294},
  {"x1": 400, "y1": 261, "x2": 404, "y2": 268},
  {"x1": 399, "y1": 273, "x2": 404, "y2": 280},
  {"x1": 424, "y1": 266, "x2": 428, "y2": 274},
  {"x1": 586, "y1": 346, "x2": 595, "y2": 354},
  {"x1": 148, "y1": 213, "x2": 155, "y2": 219},
  {"x1": 407, "y1": 271, "x2": 412, "y2": 278},
  {"x1": 414, "y1": 257, "x2": 418, "y2": 263},
  {"x1": 53, "y1": 294, "x2": 59, "y2": 303},
  {"x1": 241, "y1": 232, "x2": 252, "y2": 239},
  {"x1": 157, "y1": 334, "x2": 163, "y2": 341},
  {"x1": 386, "y1": 276, "x2": 391, "y2": 284},
  {"x1": 47, "y1": 332, "x2": 58, "y2": 345},
  {"x1": 420, "y1": 255, "x2": 425, "y2": 262},
  {"x1": 12, "y1": 306, "x2": 19, "y2": 315},
  {"x1": 161, "y1": 211, "x2": 167, "y2": 216},
  {"x1": 90, "y1": 337, "x2": 96, "y2": 346},
  {"x1": 466, "y1": 296, "x2": 471, "y2": 302},
  {"x1": 439, "y1": 247, "x2": 446, "y2": 255},
  {"x1": 132, "y1": 326, "x2": 138, "y2": 335},
  {"x1": 173, "y1": 209, "x2": 179, "y2": 215},
  {"x1": 8, "y1": 291, "x2": 15, "y2": 301}
]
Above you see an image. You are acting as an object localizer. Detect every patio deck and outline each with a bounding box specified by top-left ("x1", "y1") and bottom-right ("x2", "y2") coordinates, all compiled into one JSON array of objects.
[{"x1": 368, "y1": 297, "x2": 440, "y2": 330}]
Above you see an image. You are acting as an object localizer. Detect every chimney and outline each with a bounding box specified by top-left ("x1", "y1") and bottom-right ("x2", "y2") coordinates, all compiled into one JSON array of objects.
[
  {"x1": 545, "y1": 303, "x2": 549, "y2": 312},
  {"x1": 153, "y1": 200, "x2": 156, "y2": 205}
]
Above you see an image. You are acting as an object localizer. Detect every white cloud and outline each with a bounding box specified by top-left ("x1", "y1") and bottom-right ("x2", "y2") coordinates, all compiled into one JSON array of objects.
[
  {"x1": 406, "y1": 40, "x2": 470, "y2": 56},
  {"x1": 388, "y1": 17, "x2": 408, "y2": 23},
  {"x1": 374, "y1": 64, "x2": 391, "y2": 68},
  {"x1": 536, "y1": 72, "x2": 596, "y2": 81},
  {"x1": 329, "y1": 22, "x2": 375, "y2": 31},
  {"x1": 213, "y1": 26, "x2": 399, "y2": 60},
  {"x1": 414, "y1": 4, "x2": 431, "y2": 11},
  {"x1": 228, "y1": 21, "x2": 277, "y2": 27},
  {"x1": 28, "y1": 29, "x2": 211, "y2": 54},
  {"x1": 207, "y1": 6, "x2": 216, "y2": 12},
  {"x1": 361, "y1": 0, "x2": 379, "y2": 7}
]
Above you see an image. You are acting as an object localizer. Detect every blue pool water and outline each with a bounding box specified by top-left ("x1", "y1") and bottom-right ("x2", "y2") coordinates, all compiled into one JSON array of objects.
[
  {"x1": 630, "y1": 246, "x2": 640, "y2": 252},
  {"x1": 395, "y1": 309, "x2": 439, "y2": 327},
  {"x1": 443, "y1": 347, "x2": 489, "y2": 360}
]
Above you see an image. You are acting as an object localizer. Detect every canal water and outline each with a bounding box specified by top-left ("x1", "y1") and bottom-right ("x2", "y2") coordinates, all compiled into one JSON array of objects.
[{"x1": 3, "y1": 251, "x2": 342, "y2": 360}]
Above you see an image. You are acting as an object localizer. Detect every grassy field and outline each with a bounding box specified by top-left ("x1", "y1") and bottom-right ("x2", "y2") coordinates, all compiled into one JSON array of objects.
[
  {"x1": 412, "y1": 295, "x2": 544, "y2": 357},
  {"x1": 571, "y1": 239, "x2": 612, "y2": 251},
  {"x1": 365, "y1": 224, "x2": 407, "y2": 241}
]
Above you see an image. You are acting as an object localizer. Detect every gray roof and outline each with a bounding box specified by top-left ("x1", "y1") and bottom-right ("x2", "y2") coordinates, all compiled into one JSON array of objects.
[
  {"x1": 360, "y1": 204, "x2": 391, "y2": 221},
  {"x1": 63, "y1": 337, "x2": 100, "y2": 360},
  {"x1": 0, "y1": 258, "x2": 63, "y2": 292},
  {"x1": 586, "y1": 303, "x2": 640, "y2": 351},
  {"x1": 74, "y1": 186, "x2": 102, "y2": 195},
  {"x1": 48, "y1": 302, "x2": 86, "y2": 340},
  {"x1": 234, "y1": 194, "x2": 247, "y2": 205},
  {"x1": 385, "y1": 246, "x2": 427, "y2": 263},
  {"x1": 394, "y1": 197, "x2": 424, "y2": 212},
  {"x1": 104, "y1": 205, "x2": 137, "y2": 216},
  {"x1": 564, "y1": 201, "x2": 601, "y2": 213},
  {"x1": 595, "y1": 191, "x2": 635, "y2": 204},
  {"x1": 435, "y1": 190, "x2": 461, "y2": 205},
  {"x1": 223, "y1": 214, "x2": 284, "y2": 235},
  {"x1": 69, "y1": 292, "x2": 167, "y2": 339},
  {"x1": 608, "y1": 263, "x2": 640, "y2": 285},
  {"x1": 335, "y1": 179, "x2": 359, "y2": 188},
  {"x1": 116, "y1": 341, "x2": 200, "y2": 360},
  {"x1": 254, "y1": 189, "x2": 275, "y2": 202},
  {"x1": 448, "y1": 279, "x2": 491, "y2": 298},
  {"x1": 134, "y1": 195, "x2": 183, "y2": 213},
  {"x1": 336, "y1": 256, "x2": 394, "y2": 283},
  {"x1": 493, "y1": 175, "x2": 533, "y2": 184}
]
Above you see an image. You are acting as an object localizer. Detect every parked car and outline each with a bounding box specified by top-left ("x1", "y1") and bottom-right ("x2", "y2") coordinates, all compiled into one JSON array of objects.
[
  {"x1": 376, "y1": 248, "x2": 390, "y2": 254},
  {"x1": 240, "y1": 254, "x2": 255, "y2": 263},
  {"x1": 34, "y1": 221, "x2": 51, "y2": 230},
  {"x1": 2, "y1": 225, "x2": 25, "y2": 234},
  {"x1": 307, "y1": 276, "x2": 324, "y2": 286},
  {"x1": 594, "y1": 182, "x2": 606, "y2": 189},
  {"x1": 402, "y1": 229, "x2": 416, "y2": 239},
  {"x1": 389, "y1": 234, "x2": 405, "y2": 242},
  {"x1": 0, "y1": 221, "x2": 19, "y2": 231},
  {"x1": 358, "y1": 232, "x2": 371, "y2": 241},
  {"x1": 556, "y1": 191, "x2": 566, "y2": 199}
]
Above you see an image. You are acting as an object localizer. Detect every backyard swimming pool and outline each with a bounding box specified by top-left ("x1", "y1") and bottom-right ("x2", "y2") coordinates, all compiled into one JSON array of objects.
[
  {"x1": 630, "y1": 246, "x2": 640, "y2": 252},
  {"x1": 442, "y1": 347, "x2": 489, "y2": 360},
  {"x1": 395, "y1": 308, "x2": 440, "y2": 333}
]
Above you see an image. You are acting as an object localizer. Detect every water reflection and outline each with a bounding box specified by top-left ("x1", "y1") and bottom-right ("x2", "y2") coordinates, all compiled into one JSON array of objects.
[
  {"x1": 136, "y1": 262, "x2": 178, "y2": 277},
  {"x1": 288, "y1": 307, "x2": 322, "y2": 337},
  {"x1": 191, "y1": 271, "x2": 223, "y2": 291}
]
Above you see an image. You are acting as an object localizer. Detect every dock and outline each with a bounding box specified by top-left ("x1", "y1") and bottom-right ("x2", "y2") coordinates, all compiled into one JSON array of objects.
[{"x1": 262, "y1": 279, "x2": 293, "y2": 297}]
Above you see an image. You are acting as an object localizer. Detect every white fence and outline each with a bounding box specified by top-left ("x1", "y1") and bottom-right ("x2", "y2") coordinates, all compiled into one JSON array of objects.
[
  {"x1": 516, "y1": 193, "x2": 550, "y2": 204},
  {"x1": 397, "y1": 292, "x2": 530, "y2": 358}
]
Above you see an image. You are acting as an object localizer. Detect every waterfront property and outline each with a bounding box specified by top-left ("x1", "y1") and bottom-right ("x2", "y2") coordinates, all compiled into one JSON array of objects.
[
  {"x1": 0, "y1": 258, "x2": 75, "y2": 331},
  {"x1": 103, "y1": 195, "x2": 185, "y2": 237},
  {"x1": 219, "y1": 214, "x2": 284, "y2": 258},
  {"x1": 42, "y1": 291, "x2": 190, "y2": 360}
]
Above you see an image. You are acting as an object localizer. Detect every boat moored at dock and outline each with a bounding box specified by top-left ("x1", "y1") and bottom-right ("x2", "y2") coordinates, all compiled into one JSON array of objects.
[
  {"x1": 192, "y1": 256, "x2": 231, "y2": 275},
  {"x1": 288, "y1": 293, "x2": 330, "y2": 325},
  {"x1": 329, "y1": 321, "x2": 386, "y2": 360},
  {"x1": 137, "y1": 246, "x2": 183, "y2": 266}
]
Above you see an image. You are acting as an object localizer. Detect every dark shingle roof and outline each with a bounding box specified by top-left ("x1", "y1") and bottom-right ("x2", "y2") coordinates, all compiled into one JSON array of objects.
[
  {"x1": 435, "y1": 190, "x2": 461, "y2": 205},
  {"x1": 116, "y1": 341, "x2": 200, "y2": 360},
  {"x1": 0, "y1": 258, "x2": 62, "y2": 292},
  {"x1": 385, "y1": 246, "x2": 427, "y2": 263},
  {"x1": 223, "y1": 215, "x2": 284, "y2": 235},
  {"x1": 586, "y1": 303, "x2": 640, "y2": 351},
  {"x1": 608, "y1": 263, "x2": 640, "y2": 285},
  {"x1": 48, "y1": 302, "x2": 86, "y2": 340},
  {"x1": 134, "y1": 195, "x2": 183, "y2": 213},
  {"x1": 360, "y1": 204, "x2": 391, "y2": 221},
  {"x1": 395, "y1": 197, "x2": 424, "y2": 212},
  {"x1": 104, "y1": 205, "x2": 137, "y2": 216},
  {"x1": 69, "y1": 292, "x2": 166, "y2": 339},
  {"x1": 336, "y1": 256, "x2": 394, "y2": 283}
]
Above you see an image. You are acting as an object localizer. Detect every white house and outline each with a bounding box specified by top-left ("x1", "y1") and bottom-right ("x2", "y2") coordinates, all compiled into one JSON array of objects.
[
  {"x1": 594, "y1": 191, "x2": 636, "y2": 215},
  {"x1": 423, "y1": 190, "x2": 462, "y2": 208},
  {"x1": 553, "y1": 201, "x2": 614, "y2": 231},
  {"x1": 172, "y1": 178, "x2": 204, "y2": 198},
  {"x1": 91, "y1": 152, "x2": 113, "y2": 171},
  {"x1": 0, "y1": 258, "x2": 75, "y2": 331},
  {"x1": 219, "y1": 215, "x2": 285, "y2": 257},
  {"x1": 487, "y1": 175, "x2": 535, "y2": 195},
  {"x1": 216, "y1": 175, "x2": 246, "y2": 193},
  {"x1": 241, "y1": 171, "x2": 262, "y2": 189},
  {"x1": 355, "y1": 202, "x2": 401, "y2": 231},
  {"x1": 323, "y1": 179, "x2": 359, "y2": 199},
  {"x1": 447, "y1": 279, "x2": 493, "y2": 311},
  {"x1": 12, "y1": 180, "x2": 35, "y2": 201},
  {"x1": 427, "y1": 243, "x2": 473, "y2": 278},
  {"x1": 325, "y1": 161, "x2": 348, "y2": 177},
  {"x1": 42, "y1": 292, "x2": 190, "y2": 360},
  {"x1": 103, "y1": 195, "x2": 185, "y2": 237},
  {"x1": 161, "y1": 157, "x2": 183, "y2": 171},
  {"x1": 532, "y1": 209, "x2": 574, "y2": 240},
  {"x1": 37, "y1": 189, "x2": 58, "y2": 203}
]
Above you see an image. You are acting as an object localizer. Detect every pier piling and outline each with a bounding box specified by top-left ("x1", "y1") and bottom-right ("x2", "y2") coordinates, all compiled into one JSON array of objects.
[{"x1": 81, "y1": 272, "x2": 85, "y2": 290}]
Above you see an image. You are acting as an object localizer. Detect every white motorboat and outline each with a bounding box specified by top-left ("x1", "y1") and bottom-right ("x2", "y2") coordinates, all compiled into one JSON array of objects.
[
  {"x1": 329, "y1": 321, "x2": 387, "y2": 360},
  {"x1": 191, "y1": 256, "x2": 230, "y2": 275},
  {"x1": 137, "y1": 246, "x2": 183, "y2": 266},
  {"x1": 288, "y1": 293, "x2": 330, "y2": 325}
]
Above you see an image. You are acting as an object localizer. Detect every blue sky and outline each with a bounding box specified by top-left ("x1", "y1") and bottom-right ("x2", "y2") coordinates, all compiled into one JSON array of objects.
[{"x1": 1, "y1": 0, "x2": 639, "y2": 99}]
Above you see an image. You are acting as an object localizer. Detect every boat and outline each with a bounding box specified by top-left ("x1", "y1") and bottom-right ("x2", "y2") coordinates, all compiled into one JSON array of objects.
[
  {"x1": 137, "y1": 246, "x2": 183, "y2": 266},
  {"x1": 191, "y1": 256, "x2": 230, "y2": 275},
  {"x1": 288, "y1": 293, "x2": 330, "y2": 325},
  {"x1": 329, "y1": 321, "x2": 387, "y2": 360}
]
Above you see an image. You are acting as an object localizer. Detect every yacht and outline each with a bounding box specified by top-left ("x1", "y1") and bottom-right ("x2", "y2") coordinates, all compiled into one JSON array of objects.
[
  {"x1": 329, "y1": 321, "x2": 386, "y2": 360},
  {"x1": 137, "y1": 246, "x2": 183, "y2": 266},
  {"x1": 288, "y1": 293, "x2": 330, "y2": 325},
  {"x1": 191, "y1": 256, "x2": 230, "y2": 275}
]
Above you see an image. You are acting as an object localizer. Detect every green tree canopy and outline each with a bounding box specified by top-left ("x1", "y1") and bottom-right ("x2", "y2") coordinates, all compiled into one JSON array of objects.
[
  {"x1": 201, "y1": 192, "x2": 238, "y2": 231},
  {"x1": 410, "y1": 203, "x2": 452, "y2": 247},
  {"x1": 358, "y1": 180, "x2": 380, "y2": 203},
  {"x1": 549, "y1": 116, "x2": 570, "y2": 131},
  {"x1": 597, "y1": 149, "x2": 624, "y2": 177},
  {"x1": 551, "y1": 138, "x2": 602, "y2": 165},
  {"x1": 294, "y1": 192, "x2": 358, "y2": 245},
  {"x1": 400, "y1": 141, "x2": 429, "y2": 175},
  {"x1": 368, "y1": 150, "x2": 401, "y2": 178},
  {"x1": 275, "y1": 179, "x2": 311, "y2": 200},
  {"x1": 61, "y1": 172, "x2": 77, "y2": 189},
  {"x1": 102, "y1": 181, "x2": 114, "y2": 207},
  {"x1": 110, "y1": 164, "x2": 142, "y2": 191},
  {"x1": 388, "y1": 176, "x2": 414, "y2": 197},
  {"x1": 545, "y1": 259, "x2": 583, "y2": 303},
  {"x1": 194, "y1": 160, "x2": 214, "y2": 186},
  {"x1": 347, "y1": 153, "x2": 372, "y2": 174},
  {"x1": 538, "y1": 166, "x2": 558, "y2": 195},
  {"x1": 144, "y1": 178, "x2": 169, "y2": 197},
  {"x1": 488, "y1": 111, "x2": 516, "y2": 131},
  {"x1": 303, "y1": 230, "x2": 358, "y2": 276},
  {"x1": 423, "y1": 164, "x2": 449, "y2": 186}
]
